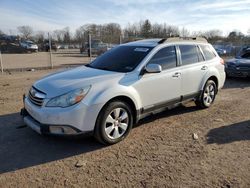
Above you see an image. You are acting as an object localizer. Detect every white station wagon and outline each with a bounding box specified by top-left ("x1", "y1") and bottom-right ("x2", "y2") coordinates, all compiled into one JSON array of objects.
[{"x1": 21, "y1": 37, "x2": 226, "y2": 144}]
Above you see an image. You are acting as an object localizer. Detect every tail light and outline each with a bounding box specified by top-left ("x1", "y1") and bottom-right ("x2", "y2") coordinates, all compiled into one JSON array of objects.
[{"x1": 220, "y1": 58, "x2": 225, "y2": 65}]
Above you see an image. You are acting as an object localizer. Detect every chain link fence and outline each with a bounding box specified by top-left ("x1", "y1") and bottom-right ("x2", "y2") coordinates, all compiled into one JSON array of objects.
[{"x1": 0, "y1": 33, "x2": 249, "y2": 73}]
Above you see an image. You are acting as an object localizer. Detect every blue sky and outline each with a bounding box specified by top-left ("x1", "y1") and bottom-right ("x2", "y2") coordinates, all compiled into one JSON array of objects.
[{"x1": 0, "y1": 0, "x2": 250, "y2": 35}]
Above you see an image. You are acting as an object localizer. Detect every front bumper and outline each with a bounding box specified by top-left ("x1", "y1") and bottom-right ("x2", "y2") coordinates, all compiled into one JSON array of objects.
[
  {"x1": 225, "y1": 68, "x2": 250, "y2": 77},
  {"x1": 26, "y1": 48, "x2": 38, "y2": 52},
  {"x1": 21, "y1": 108, "x2": 88, "y2": 135},
  {"x1": 21, "y1": 96, "x2": 102, "y2": 136}
]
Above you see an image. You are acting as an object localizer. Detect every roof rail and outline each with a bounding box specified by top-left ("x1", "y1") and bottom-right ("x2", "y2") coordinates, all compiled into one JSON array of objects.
[{"x1": 165, "y1": 37, "x2": 208, "y2": 43}]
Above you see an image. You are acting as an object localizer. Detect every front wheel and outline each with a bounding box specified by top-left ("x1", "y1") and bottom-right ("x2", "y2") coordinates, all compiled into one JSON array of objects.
[
  {"x1": 195, "y1": 80, "x2": 217, "y2": 108},
  {"x1": 94, "y1": 101, "x2": 133, "y2": 145}
]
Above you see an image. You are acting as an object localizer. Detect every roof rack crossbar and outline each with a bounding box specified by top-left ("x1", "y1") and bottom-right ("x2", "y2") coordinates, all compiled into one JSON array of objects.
[{"x1": 158, "y1": 38, "x2": 167, "y2": 44}]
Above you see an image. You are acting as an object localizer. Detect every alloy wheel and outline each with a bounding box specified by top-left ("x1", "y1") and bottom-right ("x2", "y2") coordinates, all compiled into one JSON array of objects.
[
  {"x1": 104, "y1": 108, "x2": 129, "y2": 140},
  {"x1": 203, "y1": 84, "x2": 215, "y2": 106}
]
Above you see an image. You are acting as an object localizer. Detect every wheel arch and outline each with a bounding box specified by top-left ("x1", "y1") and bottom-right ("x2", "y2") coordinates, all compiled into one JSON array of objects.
[
  {"x1": 200, "y1": 72, "x2": 219, "y2": 92},
  {"x1": 207, "y1": 76, "x2": 218, "y2": 90},
  {"x1": 96, "y1": 95, "x2": 139, "y2": 126}
]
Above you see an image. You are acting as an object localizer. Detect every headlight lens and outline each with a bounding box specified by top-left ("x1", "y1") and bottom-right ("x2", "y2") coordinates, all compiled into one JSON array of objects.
[{"x1": 46, "y1": 86, "x2": 91, "y2": 107}]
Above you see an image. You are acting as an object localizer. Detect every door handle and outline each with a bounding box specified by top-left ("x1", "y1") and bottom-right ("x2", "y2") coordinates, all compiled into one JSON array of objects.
[
  {"x1": 201, "y1": 66, "x2": 208, "y2": 70},
  {"x1": 172, "y1": 72, "x2": 181, "y2": 78}
]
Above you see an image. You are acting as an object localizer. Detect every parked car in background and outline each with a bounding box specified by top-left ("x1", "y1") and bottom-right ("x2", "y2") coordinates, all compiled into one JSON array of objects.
[
  {"x1": 225, "y1": 48, "x2": 250, "y2": 77},
  {"x1": 80, "y1": 39, "x2": 109, "y2": 56},
  {"x1": 20, "y1": 40, "x2": 38, "y2": 52},
  {"x1": 42, "y1": 40, "x2": 58, "y2": 52},
  {"x1": 215, "y1": 48, "x2": 227, "y2": 56},
  {"x1": 21, "y1": 37, "x2": 225, "y2": 144}
]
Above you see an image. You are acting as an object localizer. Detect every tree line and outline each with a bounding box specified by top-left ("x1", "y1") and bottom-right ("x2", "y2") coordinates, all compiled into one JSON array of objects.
[{"x1": 1, "y1": 19, "x2": 250, "y2": 45}]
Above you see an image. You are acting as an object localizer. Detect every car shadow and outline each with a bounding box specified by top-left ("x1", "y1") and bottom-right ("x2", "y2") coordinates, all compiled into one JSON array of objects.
[
  {"x1": 0, "y1": 113, "x2": 104, "y2": 174},
  {"x1": 223, "y1": 77, "x2": 250, "y2": 89},
  {"x1": 206, "y1": 120, "x2": 250, "y2": 144},
  {"x1": 0, "y1": 104, "x2": 199, "y2": 174}
]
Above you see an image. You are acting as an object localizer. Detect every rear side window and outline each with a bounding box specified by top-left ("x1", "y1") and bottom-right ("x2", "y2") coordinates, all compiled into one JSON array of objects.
[
  {"x1": 148, "y1": 46, "x2": 177, "y2": 70},
  {"x1": 179, "y1": 45, "x2": 199, "y2": 65},
  {"x1": 200, "y1": 45, "x2": 216, "y2": 60}
]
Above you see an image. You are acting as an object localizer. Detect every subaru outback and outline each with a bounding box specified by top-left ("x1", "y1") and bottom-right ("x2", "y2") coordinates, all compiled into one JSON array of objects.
[{"x1": 21, "y1": 37, "x2": 226, "y2": 144}]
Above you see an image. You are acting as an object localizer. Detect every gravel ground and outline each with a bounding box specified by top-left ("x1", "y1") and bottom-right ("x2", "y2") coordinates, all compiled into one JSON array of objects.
[{"x1": 0, "y1": 69, "x2": 250, "y2": 188}]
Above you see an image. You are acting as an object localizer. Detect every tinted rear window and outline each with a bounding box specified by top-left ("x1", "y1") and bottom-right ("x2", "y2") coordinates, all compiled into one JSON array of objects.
[
  {"x1": 88, "y1": 46, "x2": 153, "y2": 72},
  {"x1": 179, "y1": 45, "x2": 199, "y2": 65},
  {"x1": 200, "y1": 45, "x2": 216, "y2": 60}
]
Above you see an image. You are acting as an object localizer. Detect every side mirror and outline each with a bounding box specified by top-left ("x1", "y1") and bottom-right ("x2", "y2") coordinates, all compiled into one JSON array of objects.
[{"x1": 145, "y1": 64, "x2": 162, "y2": 73}]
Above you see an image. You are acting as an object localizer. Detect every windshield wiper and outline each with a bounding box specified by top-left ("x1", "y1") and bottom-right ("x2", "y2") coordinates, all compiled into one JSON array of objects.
[{"x1": 85, "y1": 64, "x2": 112, "y2": 71}]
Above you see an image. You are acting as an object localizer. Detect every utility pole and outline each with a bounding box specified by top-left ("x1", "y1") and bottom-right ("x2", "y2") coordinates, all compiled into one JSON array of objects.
[
  {"x1": 119, "y1": 35, "x2": 122, "y2": 44},
  {"x1": 0, "y1": 51, "x2": 3, "y2": 73},
  {"x1": 48, "y1": 32, "x2": 53, "y2": 69},
  {"x1": 89, "y1": 33, "x2": 92, "y2": 62}
]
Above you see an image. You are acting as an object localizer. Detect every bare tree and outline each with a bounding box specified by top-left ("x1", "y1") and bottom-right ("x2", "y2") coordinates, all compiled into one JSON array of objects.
[
  {"x1": 102, "y1": 23, "x2": 122, "y2": 43},
  {"x1": 53, "y1": 29, "x2": 64, "y2": 43},
  {"x1": 75, "y1": 26, "x2": 86, "y2": 45},
  {"x1": 34, "y1": 31, "x2": 45, "y2": 43},
  {"x1": 62, "y1": 27, "x2": 71, "y2": 44},
  {"x1": 17, "y1": 25, "x2": 33, "y2": 39},
  {"x1": 124, "y1": 23, "x2": 140, "y2": 39},
  {"x1": 180, "y1": 27, "x2": 190, "y2": 37}
]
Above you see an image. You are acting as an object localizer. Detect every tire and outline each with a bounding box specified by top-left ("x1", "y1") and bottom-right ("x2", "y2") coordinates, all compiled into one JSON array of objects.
[
  {"x1": 94, "y1": 101, "x2": 133, "y2": 145},
  {"x1": 195, "y1": 80, "x2": 217, "y2": 108}
]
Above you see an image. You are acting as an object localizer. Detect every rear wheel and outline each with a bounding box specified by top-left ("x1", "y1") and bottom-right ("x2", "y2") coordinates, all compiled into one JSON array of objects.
[
  {"x1": 195, "y1": 80, "x2": 217, "y2": 108},
  {"x1": 94, "y1": 101, "x2": 133, "y2": 145}
]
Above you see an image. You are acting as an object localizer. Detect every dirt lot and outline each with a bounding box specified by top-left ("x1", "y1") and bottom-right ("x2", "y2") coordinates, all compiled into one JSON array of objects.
[
  {"x1": 0, "y1": 69, "x2": 250, "y2": 188},
  {"x1": 1, "y1": 49, "x2": 90, "y2": 70}
]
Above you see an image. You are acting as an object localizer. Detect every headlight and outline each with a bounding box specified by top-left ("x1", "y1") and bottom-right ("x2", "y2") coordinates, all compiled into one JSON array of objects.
[{"x1": 46, "y1": 86, "x2": 91, "y2": 107}]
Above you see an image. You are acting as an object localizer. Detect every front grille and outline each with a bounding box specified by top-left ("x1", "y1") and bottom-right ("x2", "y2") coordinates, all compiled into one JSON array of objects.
[{"x1": 28, "y1": 87, "x2": 45, "y2": 107}]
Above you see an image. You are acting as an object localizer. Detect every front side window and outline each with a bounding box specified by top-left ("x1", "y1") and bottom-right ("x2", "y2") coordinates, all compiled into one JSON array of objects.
[
  {"x1": 179, "y1": 45, "x2": 199, "y2": 65},
  {"x1": 148, "y1": 46, "x2": 177, "y2": 70}
]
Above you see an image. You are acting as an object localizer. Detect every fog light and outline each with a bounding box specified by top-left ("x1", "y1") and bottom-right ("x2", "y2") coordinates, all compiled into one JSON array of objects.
[{"x1": 49, "y1": 126, "x2": 77, "y2": 135}]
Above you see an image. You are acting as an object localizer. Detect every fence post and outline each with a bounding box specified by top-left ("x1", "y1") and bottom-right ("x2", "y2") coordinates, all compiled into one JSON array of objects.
[
  {"x1": 120, "y1": 35, "x2": 122, "y2": 44},
  {"x1": 0, "y1": 51, "x2": 3, "y2": 74},
  {"x1": 48, "y1": 32, "x2": 53, "y2": 69},
  {"x1": 89, "y1": 33, "x2": 92, "y2": 62}
]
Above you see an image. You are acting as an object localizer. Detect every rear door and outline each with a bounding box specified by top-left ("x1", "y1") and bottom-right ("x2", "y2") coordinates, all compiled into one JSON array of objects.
[{"x1": 178, "y1": 44, "x2": 208, "y2": 98}]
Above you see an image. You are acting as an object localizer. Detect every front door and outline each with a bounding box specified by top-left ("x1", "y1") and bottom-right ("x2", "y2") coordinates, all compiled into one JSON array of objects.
[{"x1": 133, "y1": 46, "x2": 181, "y2": 111}]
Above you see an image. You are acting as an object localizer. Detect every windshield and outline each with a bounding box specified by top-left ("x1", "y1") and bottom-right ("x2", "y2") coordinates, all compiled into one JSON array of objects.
[
  {"x1": 241, "y1": 52, "x2": 250, "y2": 59},
  {"x1": 87, "y1": 45, "x2": 153, "y2": 72},
  {"x1": 27, "y1": 41, "x2": 34, "y2": 44}
]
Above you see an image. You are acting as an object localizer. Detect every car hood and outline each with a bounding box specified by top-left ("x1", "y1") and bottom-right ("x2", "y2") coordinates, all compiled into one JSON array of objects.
[{"x1": 33, "y1": 66, "x2": 124, "y2": 98}]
